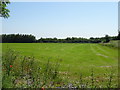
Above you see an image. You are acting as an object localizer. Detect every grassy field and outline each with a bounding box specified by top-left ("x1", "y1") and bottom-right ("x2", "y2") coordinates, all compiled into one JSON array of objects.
[
  {"x1": 2, "y1": 43, "x2": 118, "y2": 88},
  {"x1": 2, "y1": 43, "x2": 118, "y2": 75}
]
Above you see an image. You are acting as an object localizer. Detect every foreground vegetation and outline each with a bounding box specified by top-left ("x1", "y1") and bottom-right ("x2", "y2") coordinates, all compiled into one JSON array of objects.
[
  {"x1": 100, "y1": 40, "x2": 119, "y2": 48},
  {"x1": 2, "y1": 43, "x2": 118, "y2": 88}
]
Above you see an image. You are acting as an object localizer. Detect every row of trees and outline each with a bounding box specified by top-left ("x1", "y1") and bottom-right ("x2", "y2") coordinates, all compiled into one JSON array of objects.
[
  {"x1": 1, "y1": 34, "x2": 36, "y2": 43},
  {"x1": 1, "y1": 33, "x2": 120, "y2": 43},
  {"x1": 37, "y1": 37, "x2": 101, "y2": 43}
]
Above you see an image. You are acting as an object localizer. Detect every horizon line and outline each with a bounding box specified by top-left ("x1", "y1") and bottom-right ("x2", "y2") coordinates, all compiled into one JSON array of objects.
[{"x1": 1, "y1": 33, "x2": 118, "y2": 39}]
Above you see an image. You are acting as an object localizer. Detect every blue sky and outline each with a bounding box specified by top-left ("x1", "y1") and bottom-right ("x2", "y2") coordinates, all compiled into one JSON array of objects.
[{"x1": 2, "y1": 2, "x2": 118, "y2": 39}]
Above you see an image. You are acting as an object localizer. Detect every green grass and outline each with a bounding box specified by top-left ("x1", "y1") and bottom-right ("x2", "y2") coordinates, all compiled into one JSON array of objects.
[{"x1": 2, "y1": 43, "x2": 118, "y2": 81}]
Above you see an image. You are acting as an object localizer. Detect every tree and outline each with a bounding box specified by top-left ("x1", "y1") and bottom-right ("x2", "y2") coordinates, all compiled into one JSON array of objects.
[
  {"x1": 90, "y1": 37, "x2": 94, "y2": 40},
  {"x1": 2, "y1": 34, "x2": 36, "y2": 43},
  {"x1": 104, "y1": 35, "x2": 110, "y2": 43},
  {"x1": 117, "y1": 31, "x2": 120, "y2": 40},
  {"x1": 0, "y1": 0, "x2": 10, "y2": 18}
]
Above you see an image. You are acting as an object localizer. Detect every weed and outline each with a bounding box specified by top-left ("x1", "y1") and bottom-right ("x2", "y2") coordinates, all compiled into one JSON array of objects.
[{"x1": 2, "y1": 48, "x2": 118, "y2": 88}]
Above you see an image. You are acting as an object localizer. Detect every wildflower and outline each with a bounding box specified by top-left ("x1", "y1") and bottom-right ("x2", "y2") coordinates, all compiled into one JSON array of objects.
[
  {"x1": 10, "y1": 65, "x2": 12, "y2": 68},
  {"x1": 41, "y1": 87, "x2": 45, "y2": 90}
]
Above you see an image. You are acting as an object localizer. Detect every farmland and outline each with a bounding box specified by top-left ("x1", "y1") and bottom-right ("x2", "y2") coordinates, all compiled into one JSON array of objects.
[{"x1": 2, "y1": 43, "x2": 118, "y2": 88}]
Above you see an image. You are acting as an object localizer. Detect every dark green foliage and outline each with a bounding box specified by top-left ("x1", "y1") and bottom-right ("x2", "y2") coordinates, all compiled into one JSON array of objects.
[
  {"x1": 0, "y1": 0, "x2": 10, "y2": 18},
  {"x1": 1, "y1": 34, "x2": 119, "y2": 43},
  {"x1": 117, "y1": 31, "x2": 120, "y2": 40},
  {"x1": 103, "y1": 35, "x2": 110, "y2": 43},
  {"x1": 2, "y1": 34, "x2": 36, "y2": 43}
]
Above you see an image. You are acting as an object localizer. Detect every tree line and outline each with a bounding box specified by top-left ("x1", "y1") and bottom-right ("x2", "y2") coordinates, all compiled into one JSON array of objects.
[
  {"x1": 1, "y1": 33, "x2": 120, "y2": 43},
  {"x1": 1, "y1": 34, "x2": 35, "y2": 43}
]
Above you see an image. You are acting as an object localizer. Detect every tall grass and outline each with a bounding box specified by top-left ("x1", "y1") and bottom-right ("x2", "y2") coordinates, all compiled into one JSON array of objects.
[
  {"x1": 2, "y1": 48, "x2": 118, "y2": 88},
  {"x1": 2, "y1": 48, "x2": 62, "y2": 88}
]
